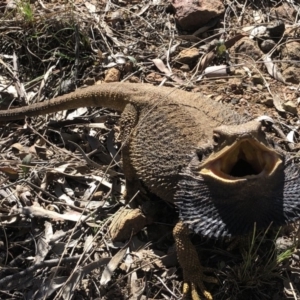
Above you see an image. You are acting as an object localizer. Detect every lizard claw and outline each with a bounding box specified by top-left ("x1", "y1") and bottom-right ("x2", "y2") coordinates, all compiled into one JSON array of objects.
[
  {"x1": 173, "y1": 221, "x2": 218, "y2": 300},
  {"x1": 182, "y1": 268, "x2": 217, "y2": 300}
]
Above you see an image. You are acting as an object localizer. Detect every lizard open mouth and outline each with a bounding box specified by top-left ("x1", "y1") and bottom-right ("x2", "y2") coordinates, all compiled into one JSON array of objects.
[{"x1": 200, "y1": 138, "x2": 282, "y2": 181}]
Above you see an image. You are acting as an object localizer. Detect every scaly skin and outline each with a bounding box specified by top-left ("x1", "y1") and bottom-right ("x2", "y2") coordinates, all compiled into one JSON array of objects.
[
  {"x1": 173, "y1": 221, "x2": 217, "y2": 300},
  {"x1": 1, "y1": 82, "x2": 300, "y2": 299}
]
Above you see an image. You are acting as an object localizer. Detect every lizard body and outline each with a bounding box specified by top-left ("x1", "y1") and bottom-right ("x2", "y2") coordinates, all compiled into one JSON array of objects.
[
  {"x1": 0, "y1": 83, "x2": 246, "y2": 203},
  {"x1": 1, "y1": 82, "x2": 300, "y2": 299}
]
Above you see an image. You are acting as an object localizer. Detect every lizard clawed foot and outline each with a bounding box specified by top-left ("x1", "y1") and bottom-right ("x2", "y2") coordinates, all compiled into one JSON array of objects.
[
  {"x1": 108, "y1": 208, "x2": 148, "y2": 242},
  {"x1": 173, "y1": 221, "x2": 218, "y2": 300},
  {"x1": 182, "y1": 271, "x2": 217, "y2": 300}
]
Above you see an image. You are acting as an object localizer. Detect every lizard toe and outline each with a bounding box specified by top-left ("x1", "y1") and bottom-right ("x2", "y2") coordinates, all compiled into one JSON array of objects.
[
  {"x1": 182, "y1": 281, "x2": 213, "y2": 300},
  {"x1": 183, "y1": 269, "x2": 216, "y2": 300}
]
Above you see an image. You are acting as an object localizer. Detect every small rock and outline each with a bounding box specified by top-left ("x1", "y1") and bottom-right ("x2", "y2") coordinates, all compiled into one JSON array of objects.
[
  {"x1": 177, "y1": 48, "x2": 200, "y2": 64},
  {"x1": 128, "y1": 76, "x2": 140, "y2": 83},
  {"x1": 228, "y1": 78, "x2": 243, "y2": 94},
  {"x1": 146, "y1": 72, "x2": 163, "y2": 83},
  {"x1": 252, "y1": 75, "x2": 264, "y2": 85},
  {"x1": 260, "y1": 98, "x2": 273, "y2": 107},
  {"x1": 231, "y1": 98, "x2": 239, "y2": 105},
  {"x1": 234, "y1": 69, "x2": 246, "y2": 76},
  {"x1": 259, "y1": 39, "x2": 276, "y2": 53},
  {"x1": 239, "y1": 98, "x2": 248, "y2": 106},
  {"x1": 256, "y1": 84, "x2": 264, "y2": 91},
  {"x1": 179, "y1": 64, "x2": 190, "y2": 72},
  {"x1": 215, "y1": 95, "x2": 223, "y2": 102},
  {"x1": 104, "y1": 67, "x2": 121, "y2": 82},
  {"x1": 170, "y1": 0, "x2": 224, "y2": 31},
  {"x1": 282, "y1": 66, "x2": 300, "y2": 84},
  {"x1": 283, "y1": 101, "x2": 298, "y2": 115},
  {"x1": 281, "y1": 41, "x2": 300, "y2": 83},
  {"x1": 281, "y1": 41, "x2": 300, "y2": 61},
  {"x1": 271, "y1": 3, "x2": 297, "y2": 21},
  {"x1": 230, "y1": 37, "x2": 264, "y2": 69}
]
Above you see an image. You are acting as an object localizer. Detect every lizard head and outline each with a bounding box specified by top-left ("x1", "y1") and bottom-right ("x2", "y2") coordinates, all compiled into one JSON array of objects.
[
  {"x1": 175, "y1": 120, "x2": 300, "y2": 239},
  {"x1": 199, "y1": 120, "x2": 281, "y2": 181}
]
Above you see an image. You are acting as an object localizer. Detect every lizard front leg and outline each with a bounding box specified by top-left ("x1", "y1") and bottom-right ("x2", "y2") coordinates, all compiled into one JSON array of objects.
[
  {"x1": 173, "y1": 221, "x2": 218, "y2": 300},
  {"x1": 119, "y1": 103, "x2": 142, "y2": 203}
]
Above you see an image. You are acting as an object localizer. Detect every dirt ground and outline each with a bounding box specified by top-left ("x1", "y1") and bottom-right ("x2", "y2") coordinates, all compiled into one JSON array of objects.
[{"x1": 1, "y1": 0, "x2": 300, "y2": 299}]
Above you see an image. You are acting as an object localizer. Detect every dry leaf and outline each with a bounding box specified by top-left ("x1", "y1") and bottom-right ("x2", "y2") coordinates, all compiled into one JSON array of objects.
[
  {"x1": 11, "y1": 143, "x2": 28, "y2": 152},
  {"x1": 34, "y1": 221, "x2": 53, "y2": 263},
  {"x1": 100, "y1": 247, "x2": 128, "y2": 285},
  {"x1": 152, "y1": 59, "x2": 183, "y2": 83},
  {"x1": 61, "y1": 258, "x2": 111, "y2": 300},
  {"x1": 84, "y1": 235, "x2": 94, "y2": 253},
  {"x1": 0, "y1": 166, "x2": 19, "y2": 180},
  {"x1": 199, "y1": 50, "x2": 215, "y2": 73},
  {"x1": 263, "y1": 55, "x2": 286, "y2": 83},
  {"x1": 130, "y1": 249, "x2": 164, "y2": 271},
  {"x1": 14, "y1": 206, "x2": 88, "y2": 222},
  {"x1": 36, "y1": 276, "x2": 68, "y2": 299},
  {"x1": 67, "y1": 107, "x2": 88, "y2": 119},
  {"x1": 286, "y1": 130, "x2": 295, "y2": 143},
  {"x1": 129, "y1": 271, "x2": 145, "y2": 300},
  {"x1": 272, "y1": 95, "x2": 286, "y2": 113},
  {"x1": 16, "y1": 185, "x2": 32, "y2": 205},
  {"x1": 224, "y1": 34, "x2": 246, "y2": 49},
  {"x1": 152, "y1": 59, "x2": 171, "y2": 76},
  {"x1": 85, "y1": 1, "x2": 96, "y2": 13}
]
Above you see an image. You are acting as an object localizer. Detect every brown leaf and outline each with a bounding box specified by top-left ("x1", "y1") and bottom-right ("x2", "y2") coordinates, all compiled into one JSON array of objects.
[
  {"x1": 0, "y1": 166, "x2": 19, "y2": 180},
  {"x1": 61, "y1": 258, "x2": 111, "y2": 299},
  {"x1": 263, "y1": 55, "x2": 286, "y2": 83},
  {"x1": 224, "y1": 34, "x2": 247, "y2": 49},
  {"x1": 199, "y1": 51, "x2": 215, "y2": 73},
  {"x1": 152, "y1": 59, "x2": 183, "y2": 84},
  {"x1": 34, "y1": 221, "x2": 53, "y2": 263},
  {"x1": 100, "y1": 247, "x2": 128, "y2": 285},
  {"x1": 129, "y1": 271, "x2": 145, "y2": 300},
  {"x1": 273, "y1": 95, "x2": 286, "y2": 113}
]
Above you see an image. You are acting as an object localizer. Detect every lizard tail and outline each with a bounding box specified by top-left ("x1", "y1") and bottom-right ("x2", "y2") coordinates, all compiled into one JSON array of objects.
[{"x1": 0, "y1": 83, "x2": 152, "y2": 121}]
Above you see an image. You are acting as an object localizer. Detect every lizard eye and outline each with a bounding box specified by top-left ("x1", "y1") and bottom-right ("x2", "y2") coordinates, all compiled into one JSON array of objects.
[
  {"x1": 255, "y1": 115, "x2": 274, "y2": 133},
  {"x1": 213, "y1": 133, "x2": 220, "y2": 144}
]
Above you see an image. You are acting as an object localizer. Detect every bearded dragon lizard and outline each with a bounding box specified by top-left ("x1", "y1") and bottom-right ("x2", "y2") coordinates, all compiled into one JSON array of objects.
[{"x1": 1, "y1": 82, "x2": 300, "y2": 299}]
